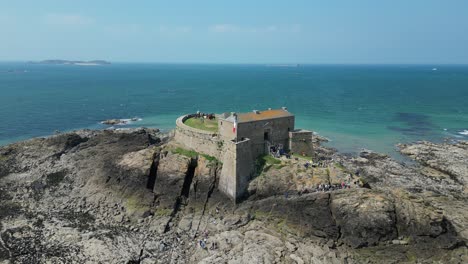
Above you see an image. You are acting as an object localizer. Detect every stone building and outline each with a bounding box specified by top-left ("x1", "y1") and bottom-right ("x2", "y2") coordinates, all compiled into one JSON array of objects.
[{"x1": 174, "y1": 108, "x2": 313, "y2": 202}]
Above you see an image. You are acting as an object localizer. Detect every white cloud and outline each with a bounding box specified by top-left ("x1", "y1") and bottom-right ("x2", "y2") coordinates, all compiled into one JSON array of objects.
[
  {"x1": 103, "y1": 24, "x2": 142, "y2": 35},
  {"x1": 290, "y1": 24, "x2": 302, "y2": 33},
  {"x1": 210, "y1": 24, "x2": 239, "y2": 33},
  {"x1": 158, "y1": 25, "x2": 168, "y2": 33},
  {"x1": 44, "y1": 14, "x2": 94, "y2": 27},
  {"x1": 266, "y1": 25, "x2": 278, "y2": 32},
  {"x1": 210, "y1": 24, "x2": 301, "y2": 33},
  {"x1": 156, "y1": 25, "x2": 192, "y2": 33},
  {"x1": 175, "y1": 26, "x2": 192, "y2": 33}
]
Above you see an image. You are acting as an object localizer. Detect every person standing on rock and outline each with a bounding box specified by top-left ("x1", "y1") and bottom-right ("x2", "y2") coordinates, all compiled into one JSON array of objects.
[{"x1": 199, "y1": 240, "x2": 207, "y2": 249}]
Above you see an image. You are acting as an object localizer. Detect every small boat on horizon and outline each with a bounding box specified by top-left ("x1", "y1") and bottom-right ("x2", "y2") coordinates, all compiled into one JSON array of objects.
[{"x1": 432, "y1": 68, "x2": 438, "y2": 71}]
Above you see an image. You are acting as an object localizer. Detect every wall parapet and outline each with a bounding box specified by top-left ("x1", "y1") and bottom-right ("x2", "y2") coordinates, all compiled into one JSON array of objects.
[
  {"x1": 174, "y1": 114, "x2": 223, "y2": 159},
  {"x1": 176, "y1": 114, "x2": 219, "y2": 136}
]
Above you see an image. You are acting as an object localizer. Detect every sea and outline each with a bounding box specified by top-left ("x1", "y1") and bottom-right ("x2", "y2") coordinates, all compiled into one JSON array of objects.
[{"x1": 1, "y1": 62, "x2": 467, "y2": 158}]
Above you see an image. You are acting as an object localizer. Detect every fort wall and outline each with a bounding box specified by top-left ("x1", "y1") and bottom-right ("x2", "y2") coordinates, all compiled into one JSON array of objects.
[
  {"x1": 234, "y1": 139, "x2": 254, "y2": 199},
  {"x1": 174, "y1": 115, "x2": 223, "y2": 159},
  {"x1": 218, "y1": 118, "x2": 236, "y2": 142},
  {"x1": 175, "y1": 110, "x2": 310, "y2": 202},
  {"x1": 218, "y1": 140, "x2": 237, "y2": 199},
  {"x1": 236, "y1": 116, "x2": 294, "y2": 158},
  {"x1": 219, "y1": 138, "x2": 253, "y2": 201},
  {"x1": 289, "y1": 129, "x2": 314, "y2": 157}
]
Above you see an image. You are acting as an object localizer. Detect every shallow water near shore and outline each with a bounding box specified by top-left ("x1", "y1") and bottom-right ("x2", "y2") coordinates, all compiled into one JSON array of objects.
[{"x1": 1, "y1": 62, "x2": 467, "y2": 157}]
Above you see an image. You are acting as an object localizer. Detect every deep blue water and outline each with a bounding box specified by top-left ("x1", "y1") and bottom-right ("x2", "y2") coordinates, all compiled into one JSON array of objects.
[{"x1": 1, "y1": 63, "x2": 467, "y2": 156}]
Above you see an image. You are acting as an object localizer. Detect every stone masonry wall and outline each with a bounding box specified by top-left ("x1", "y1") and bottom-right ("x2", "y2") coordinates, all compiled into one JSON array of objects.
[
  {"x1": 176, "y1": 114, "x2": 303, "y2": 202},
  {"x1": 218, "y1": 118, "x2": 236, "y2": 142},
  {"x1": 236, "y1": 116, "x2": 294, "y2": 158},
  {"x1": 174, "y1": 115, "x2": 223, "y2": 159},
  {"x1": 219, "y1": 140, "x2": 237, "y2": 200},
  {"x1": 234, "y1": 139, "x2": 254, "y2": 200},
  {"x1": 289, "y1": 130, "x2": 314, "y2": 157},
  {"x1": 219, "y1": 138, "x2": 253, "y2": 201}
]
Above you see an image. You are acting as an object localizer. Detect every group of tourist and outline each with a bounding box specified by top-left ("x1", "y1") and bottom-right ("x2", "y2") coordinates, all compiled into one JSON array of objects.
[
  {"x1": 269, "y1": 145, "x2": 287, "y2": 158},
  {"x1": 290, "y1": 181, "x2": 358, "y2": 197},
  {"x1": 303, "y1": 159, "x2": 335, "y2": 169},
  {"x1": 316, "y1": 182, "x2": 352, "y2": 192},
  {"x1": 197, "y1": 227, "x2": 219, "y2": 250},
  {"x1": 196, "y1": 207, "x2": 222, "y2": 251},
  {"x1": 195, "y1": 111, "x2": 215, "y2": 120}
]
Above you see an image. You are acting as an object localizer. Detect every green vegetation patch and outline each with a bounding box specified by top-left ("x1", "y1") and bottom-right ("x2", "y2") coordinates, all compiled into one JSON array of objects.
[
  {"x1": 255, "y1": 155, "x2": 281, "y2": 175},
  {"x1": 253, "y1": 210, "x2": 272, "y2": 221},
  {"x1": 200, "y1": 153, "x2": 222, "y2": 166},
  {"x1": 171, "y1": 147, "x2": 221, "y2": 166},
  {"x1": 292, "y1": 153, "x2": 313, "y2": 160},
  {"x1": 172, "y1": 147, "x2": 199, "y2": 159},
  {"x1": 274, "y1": 164, "x2": 287, "y2": 170},
  {"x1": 252, "y1": 209, "x2": 302, "y2": 237},
  {"x1": 200, "y1": 154, "x2": 217, "y2": 162},
  {"x1": 125, "y1": 194, "x2": 150, "y2": 214},
  {"x1": 184, "y1": 117, "x2": 218, "y2": 132},
  {"x1": 334, "y1": 162, "x2": 350, "y2": 173},
  {"x1": 260, "y1": 155, "x2": 281, "y2": 165},
  {"x1": 155, "y1": 208, "x2": 173, "y2": 217}
]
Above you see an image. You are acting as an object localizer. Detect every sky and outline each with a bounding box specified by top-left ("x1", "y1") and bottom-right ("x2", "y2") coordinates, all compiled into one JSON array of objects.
[{"x1": 1, "y1": 0, "x2": 468, "y2": 64}]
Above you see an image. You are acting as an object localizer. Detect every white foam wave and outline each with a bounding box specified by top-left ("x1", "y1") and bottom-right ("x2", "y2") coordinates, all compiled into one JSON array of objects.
[
  {"x1": 458, "y1": 130, "x2": 468, "y2": 136},
  {"x1": 100, "y1": 117, "x2": 143, "y2": 126}
]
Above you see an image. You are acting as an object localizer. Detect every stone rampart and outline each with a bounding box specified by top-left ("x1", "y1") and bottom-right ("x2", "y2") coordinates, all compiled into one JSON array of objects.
[
  {"x1": 219, "y1": 138, "x2": 253, "y2": 201},
  {"x1": 233, "y1": 138, "x2": 254, "y2": 200},
  {"x1": 219, "y1": 140, "x2": 237, "y2": 199},
  {"x1": 174, "y1": 114, "x2": 223, "y2": 158},
  {"x1": 289, "y1": 129, "x2": 313, "y2": 157},
  {"x1": 175, "y1": 111, "x2": 311, "y2": 202}
]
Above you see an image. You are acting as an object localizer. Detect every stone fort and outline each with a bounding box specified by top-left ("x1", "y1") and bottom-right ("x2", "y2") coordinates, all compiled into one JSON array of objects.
[{"x1": 174, "y1": 107, "x2": 313, "y2": 201}]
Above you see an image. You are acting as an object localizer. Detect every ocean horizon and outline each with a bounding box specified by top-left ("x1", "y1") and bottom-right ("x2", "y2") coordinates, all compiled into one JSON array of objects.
[{"x1": 1, "y1": 62, "x2": 467, "y2": 158}]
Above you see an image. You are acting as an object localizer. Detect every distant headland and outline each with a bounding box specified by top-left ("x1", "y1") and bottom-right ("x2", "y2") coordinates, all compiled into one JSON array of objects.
[{"x1": 28, "y1": 60, "x2": 111, "y2": 66}]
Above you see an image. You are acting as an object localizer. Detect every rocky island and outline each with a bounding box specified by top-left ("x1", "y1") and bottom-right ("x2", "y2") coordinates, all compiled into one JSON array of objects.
[
  {"x1": 29, "y1": 60, "x2": 111, "y2": 66},
  {"x1": 0, "y1": 117, "x2": 467, "y2": 262}
]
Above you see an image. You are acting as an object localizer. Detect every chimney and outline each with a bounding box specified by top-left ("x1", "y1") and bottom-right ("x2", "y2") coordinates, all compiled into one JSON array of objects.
[
  {"x1": 282, "y1": 107, "x2": 288, "y2": 111},
  {"x1": 253, "y1": 110, "x2": 260, "y2": 114}
]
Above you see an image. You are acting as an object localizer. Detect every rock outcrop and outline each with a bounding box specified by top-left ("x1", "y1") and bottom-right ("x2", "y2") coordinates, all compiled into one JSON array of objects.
[
  {"x1": 0, "y1": 130, "x2": 467, "y2": 263},
  {"x1": 399, "y1": 141, "x2": 468, "y2": 186}
]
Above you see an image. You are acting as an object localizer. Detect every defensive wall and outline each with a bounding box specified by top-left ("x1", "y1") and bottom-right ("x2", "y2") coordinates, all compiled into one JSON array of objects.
[
  {"x1": 219, "y1": 138, "x2": 254, "y2": 201},
  {"x1": 235, "y1": 116, "x2": 294, "y2": 159},
  {"x1": 174, "y1": 114, "x2": 223, "y2": 159},
  {"x1": 175, "y1": 113, "x2": 255, "y2": 202},
  {"x1": 175, "y1": 110, "x2": 314, "y2": 202},
  {"x1": 289, "y1": 129, "x2": 314, "y2": 157}
]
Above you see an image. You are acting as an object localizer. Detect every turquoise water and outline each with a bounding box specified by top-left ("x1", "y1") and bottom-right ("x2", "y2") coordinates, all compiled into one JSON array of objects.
[{"x1": 1, "y1": 63, "x2": 467, "y2": 156}]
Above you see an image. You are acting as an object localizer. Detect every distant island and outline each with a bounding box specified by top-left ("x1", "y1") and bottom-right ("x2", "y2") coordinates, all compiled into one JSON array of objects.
[
  {"x1": 29, "y1": 60, "x2": 111, "y2": 66},
  {"x1": 266, "y1": 64, "x2": 299, "y2": 67}
]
